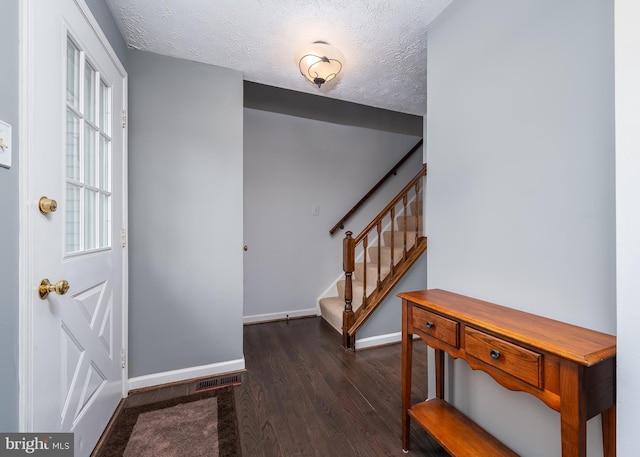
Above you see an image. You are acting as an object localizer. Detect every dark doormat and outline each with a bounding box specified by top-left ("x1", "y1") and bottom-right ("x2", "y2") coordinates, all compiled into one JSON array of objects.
[{"x1": 94, "y1": 386, "x2": 241, "y2": 456}]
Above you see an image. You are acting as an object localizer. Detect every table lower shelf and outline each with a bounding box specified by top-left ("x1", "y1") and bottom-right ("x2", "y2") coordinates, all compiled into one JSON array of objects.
[{"x1": 408, "y1": 398, "x2": 519, "y2": 457}]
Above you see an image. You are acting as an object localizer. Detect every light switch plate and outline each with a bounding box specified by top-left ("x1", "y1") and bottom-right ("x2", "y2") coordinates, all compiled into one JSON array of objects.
[{"x1": 0, "y1": 120, "x2": 12, "y2": 169}]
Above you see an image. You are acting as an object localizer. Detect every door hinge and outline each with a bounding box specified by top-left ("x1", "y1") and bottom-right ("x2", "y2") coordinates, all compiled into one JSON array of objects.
[
  {"x1": 121, "y1": 349, "x2": 127, "y2": 368},
  {"x1": 121, "y1": 229, "x2": 127, "y2": 248},
  {"x1": 122, "y1": 109, "x2": 127, "y2": 129}
]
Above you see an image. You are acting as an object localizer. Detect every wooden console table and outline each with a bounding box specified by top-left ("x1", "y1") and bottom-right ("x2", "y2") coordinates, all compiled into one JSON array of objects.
[{"x1": 400, "y1": 289, "x2": 616, "y2": 457}]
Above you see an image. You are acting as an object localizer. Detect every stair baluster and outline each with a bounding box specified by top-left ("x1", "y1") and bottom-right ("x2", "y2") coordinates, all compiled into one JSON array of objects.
[
  {"x1": 376, "y1": 221, "x2": 383, "y2": 288},
  {"x1": 415, "y1": 180, "x2": 423, "y2": 245},
  {"x1": 390, "y1": 206, "x2": 396, "y2": 269}
]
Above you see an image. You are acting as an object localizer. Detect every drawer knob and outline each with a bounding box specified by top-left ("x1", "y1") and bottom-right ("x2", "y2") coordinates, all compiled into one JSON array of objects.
[
  {"x1": 426, "y1": 321, "x2": 434, "y2": 329},
  {"x1": 489, "y1": 349, "x2": 501, "y2": 360}
]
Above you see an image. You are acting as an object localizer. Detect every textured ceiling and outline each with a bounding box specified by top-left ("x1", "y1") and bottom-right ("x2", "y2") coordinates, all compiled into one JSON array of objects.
[{"x1": 105, "y1": 0, "x2": 454, "y2": 116}]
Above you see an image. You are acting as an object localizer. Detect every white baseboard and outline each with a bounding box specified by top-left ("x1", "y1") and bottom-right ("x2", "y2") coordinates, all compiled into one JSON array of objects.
[
  {"x1": 354, "y1": 332, "x2": 420, "y2": 349},
  {"x1": 243, "y1": 308, "x2": 318, "y2": 324},
  {"x1": 355, "y1": 331, "x2": 402, "y2": 349},
  {"x1": 128, "y1": 358, "x2": 246, "y2": 391}
]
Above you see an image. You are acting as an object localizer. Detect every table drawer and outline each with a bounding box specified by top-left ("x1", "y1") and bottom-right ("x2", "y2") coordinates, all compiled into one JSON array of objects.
[
  {"x1": 412, "y1": 306, "x2": 459, "y2": 348},
  {"x1": 465, "y1": 327, "x2": 542, "y2": 388}
]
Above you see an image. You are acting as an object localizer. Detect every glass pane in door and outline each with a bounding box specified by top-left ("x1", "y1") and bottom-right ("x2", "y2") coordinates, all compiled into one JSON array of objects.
[
  {"x1": 84, "y1": 189, "x2": 97, "y2": 250},
  {"x1": 66, "y1": 110, "x2": 80, "y2": 181},
  {"x1": 99, "y1": 193, "x2": 110, "y2": 248},
  {"x1": 66, "y1": 184, "x2": 81, "y2": 253},
  {"x1": 99, "y1": 79, "x2": 111, "y2": 135},
  {"x1": 84, "y1": 125, "x2": 97, "y2": 186},
  {"x1": 99, "y1": 136, "x2": 110, "y2": 190},
  {"x1": 84, "y1": 62, "x2": 96, "y2": 124},
  {"x1": 66, "y1": 38, "x2": 80, "y2": 109}
]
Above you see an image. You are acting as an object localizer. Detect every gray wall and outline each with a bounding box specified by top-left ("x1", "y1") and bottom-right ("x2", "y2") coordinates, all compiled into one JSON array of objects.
[
  {"x1": 425, "y1": 1, "x2": 615, "y2": 456},
  {"x1": 243, "y1": 107, "x2": 424, "y2": 338},
  {"x1": 615, "y1": 1, "x2": 640, "y2": 454},
  {"x1": 0, "y1": 0, "x2": 19, "y2": 433},
  {"x1": 245, "y1": 81, "x2": 422, "y2": 136},
  {"x1": 128, "y1": 50, "x2": 244, "y2": 377}
]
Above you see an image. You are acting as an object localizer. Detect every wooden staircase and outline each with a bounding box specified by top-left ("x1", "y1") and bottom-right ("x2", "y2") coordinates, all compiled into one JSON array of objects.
[{"x1": 320, "y1": 164, "x2": 427, "y2": 349}]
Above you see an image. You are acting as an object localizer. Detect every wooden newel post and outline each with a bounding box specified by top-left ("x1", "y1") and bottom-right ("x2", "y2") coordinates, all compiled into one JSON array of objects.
[{"x1": 342, "y1": 231, "x2": 356, "y2": 350}]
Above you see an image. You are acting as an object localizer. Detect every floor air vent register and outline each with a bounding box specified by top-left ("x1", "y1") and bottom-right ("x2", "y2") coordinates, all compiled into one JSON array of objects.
[{"x1": 195, "y1": 374, "x2": 242, "y2": 392}]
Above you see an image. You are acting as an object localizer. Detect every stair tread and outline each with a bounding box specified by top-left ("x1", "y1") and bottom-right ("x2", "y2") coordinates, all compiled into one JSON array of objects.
[
  {"x1": 396, "y1": 215, "x2": 420, "y2": 231},
  {"x1": 338, "y1": 279, "x2": 377, "y2": 294},
  {"x1": 383, "y1": 230, "x2": 419, "y2": 247},
  {"x1": 368, "y1": 246, "x2": 406, "y2": 268},
  {"x1": 319, "y1": 295, "x2": 364, "y2": 310},
  {"x1": 355, "y1": 261, "x2": 392, "y2": 280},
  {"x1": 369, "y1": 245, "x2": 404, "y2": 252},
  {"x1": 319, "y1": 297, "x2": 344, "y2": 334},
  {"x1": 319, "y1": 296, "x2": 364, "y2": 334}
]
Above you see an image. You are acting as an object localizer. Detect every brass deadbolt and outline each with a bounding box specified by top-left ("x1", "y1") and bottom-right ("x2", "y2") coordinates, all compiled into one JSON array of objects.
[
  {"x1": 39, "y1": 278, "x2": 70, "y2": 300},
  {"x1": 243, "y1": 245, "x2": 248, "y2": 251},
  {"x1": 39, "y1": 196, "x2": 58, "y2": 215}
]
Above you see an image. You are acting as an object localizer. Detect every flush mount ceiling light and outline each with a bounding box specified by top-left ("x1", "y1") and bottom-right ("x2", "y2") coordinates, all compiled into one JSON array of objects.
[{"x1": 296, "y1": 41, "x2": 344, "y2": 88}]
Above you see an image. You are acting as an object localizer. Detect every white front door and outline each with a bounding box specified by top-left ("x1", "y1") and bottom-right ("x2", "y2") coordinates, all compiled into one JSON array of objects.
[{"x1": 20, "y1": 1, "x2": 127, "y2": 455}]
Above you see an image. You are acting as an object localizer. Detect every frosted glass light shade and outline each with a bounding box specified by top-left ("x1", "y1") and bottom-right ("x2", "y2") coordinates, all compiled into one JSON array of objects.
[{"x1": 296, "y1": 41, "x2": 345, "y2": 88}]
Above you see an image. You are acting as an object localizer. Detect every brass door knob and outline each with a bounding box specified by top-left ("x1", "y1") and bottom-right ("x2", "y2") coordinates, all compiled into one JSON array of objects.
[
  {"x1": 39, "y1": 278, "x2": 70, "y2": 300},
  {"x1": 39, "y1": 196, "x2": 58, "y2": 214}
]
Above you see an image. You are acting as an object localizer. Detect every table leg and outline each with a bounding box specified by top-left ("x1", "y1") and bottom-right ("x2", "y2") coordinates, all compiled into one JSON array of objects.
[
  {"x1": 401, "y1": 299, "x2": 413, "y2": 452},
  {"x1": 601, "y1": 405, "x2": 616, "y2": 457},
  {"x1": 435, "y1": 348, "x2": 445, "y2": 399},
  {"x1": 560, "y1": 361, "x2": 587, "y2": 457}
]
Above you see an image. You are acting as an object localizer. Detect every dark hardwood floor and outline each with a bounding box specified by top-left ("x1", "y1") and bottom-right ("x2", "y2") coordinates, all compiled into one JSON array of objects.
[{"x1": 236, "y1": 317, "x2": 449, "y2": 457}]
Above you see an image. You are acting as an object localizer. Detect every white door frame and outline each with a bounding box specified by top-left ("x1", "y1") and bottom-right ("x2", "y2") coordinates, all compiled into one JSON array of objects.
[{"x1": 17, "y1": 0, "x2": 129, "y2": 432}]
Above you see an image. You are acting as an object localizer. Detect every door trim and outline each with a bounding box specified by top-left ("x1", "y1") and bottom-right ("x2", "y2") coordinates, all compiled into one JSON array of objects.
[{"x1": 18, "y1": 0, "x2": 129, "y2": 431}]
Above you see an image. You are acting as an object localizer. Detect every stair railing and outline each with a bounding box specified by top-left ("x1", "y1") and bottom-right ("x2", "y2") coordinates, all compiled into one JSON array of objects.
[
  {"x1": 329, "y1": 139, "x2": 423, "y2": 236},
  {"x1": 342, "y1": 163, "x2": 427, "y2": 349}
]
